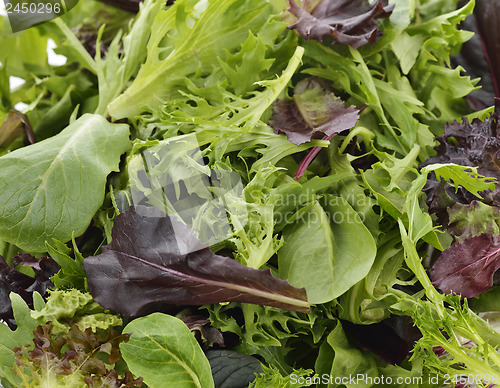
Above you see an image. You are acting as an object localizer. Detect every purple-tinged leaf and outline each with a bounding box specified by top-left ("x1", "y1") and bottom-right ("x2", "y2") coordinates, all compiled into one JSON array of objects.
[
  {"x1": 0, "y1": 110, "x2": 36, "y2": 148},
  {"x1": 342, "y1": 318, "x2": 413, "y2": 365},
  {"x1": 422, "y1": 100, "x2": 500, "y2": 227},
  {"x1": 0, "y1": 254, "x2": 58, "y2": 329},
  {"x1": 431, "y1": 233, "x2": 500, "y2": 298},
  {"x1": 451, "y1": 4, "x2": 495, "y2": 110},
  {"x1": 287, "y1": 0, "x2": 394, "y2": 49},
  {"x1": 475, "y1": 0, "x2": 500, "y2": 99},
  {"x1": 447, "y1": 201, "x2": 500, "y2": 241},
  {"x1": 270, "y1": 78, "x2": 359, "y2": 147},
  {"x1": 83, "y1": 206, "x2": 310, "y2": 317}
]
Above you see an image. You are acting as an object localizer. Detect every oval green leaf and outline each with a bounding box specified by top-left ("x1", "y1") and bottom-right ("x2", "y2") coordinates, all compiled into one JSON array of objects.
[
  {"x1": 0, "y1": 114, "x2": 130, "y2": 252},
  {"x1": 278, "y1": 195, "x2": 376, "y2": 303},
  {"x1": 120, "y1": 313, "x2": 215, "y2": 388}
]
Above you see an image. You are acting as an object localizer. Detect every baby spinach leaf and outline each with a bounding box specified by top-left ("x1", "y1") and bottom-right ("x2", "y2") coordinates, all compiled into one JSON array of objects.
[
  {"x1": 206, "y1": 350, "x2": 262, "y2": 388},
  {"x1": 278, "y1": 196, "x2": 376, "y2": 304},
  {"x1": 84, "y1": 206, "x2": 310, "y2": 317},
  {"x1": 120, "y1": 313, "x2": 214, "y2": 388},
  {"x1": 315, "y1": 321, "x2": 378, "y2": 388},
  {"x1": 0, "y1": 114, "x2": 130, "y2": 252}
]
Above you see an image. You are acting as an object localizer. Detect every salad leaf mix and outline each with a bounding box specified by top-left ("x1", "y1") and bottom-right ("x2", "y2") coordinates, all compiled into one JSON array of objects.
[{"x1": 2, "y1": 0, "x2": 500, "y2": 386}]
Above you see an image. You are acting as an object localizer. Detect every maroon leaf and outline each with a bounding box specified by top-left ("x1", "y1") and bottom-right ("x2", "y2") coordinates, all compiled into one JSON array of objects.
[
  {"x1": 83, "y1": 206, "x2": 310, "y2": 317},
  {"x1": 422, "y1": 99, "x2": 500, "y2": 227},
  {"x1": 475, "y1": 0, "x2": 500, "y2": 99},
  {"x1": 431, "y1": 233, "x2": 500, "y2": 298},
  {"x1": 269, "y1": 78, "x2": 359, "y2": 146},
  {"x1": 287, "y1": 0, "x2": 394, "y2": 49},
  {"x1": 0, "y1": 254, "x2": 58, "y2": 329}
]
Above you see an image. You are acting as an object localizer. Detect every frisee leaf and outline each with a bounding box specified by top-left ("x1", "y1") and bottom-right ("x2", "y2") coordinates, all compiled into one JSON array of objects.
[{"x1": 108, "y1": 0, "x2": 282, "y2": 119}]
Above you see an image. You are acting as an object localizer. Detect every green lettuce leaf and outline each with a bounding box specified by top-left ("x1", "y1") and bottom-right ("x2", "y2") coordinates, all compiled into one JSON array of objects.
[
  {"x1": 120, "y1": 313, "x2": 215, "y2": 388},
  {"x1": 278, "y1": 196, "x2": 376, "y2": 304},
  {"x1": 0, "y1": 114, "x2": 130, "y2": 251},
  {"x1": 0, "y1": 293, "x2": 39, "y2": 388},
  {"x1": 30, "y1": 289, "x2": 122, "y2": 335}
]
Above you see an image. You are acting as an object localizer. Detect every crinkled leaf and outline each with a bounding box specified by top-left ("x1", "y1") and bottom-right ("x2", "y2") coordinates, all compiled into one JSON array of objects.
[
  {"x1": 206, "y1": 350, "x2": 262, "y2": 388},
  {"x1": 120, "y1": 313, "x2": 214, "y2": 388},
  {"x1": 287, "y1": 0, "x2": 394, "y2": 49},
  {"x1": 269, "y1": 78, "x2": 359, "y2": 146},
  {"x1": 448, "y1": 201, "x2": 500, "y2": 240},
  {"x1": 0, "y1": 114, "x2": 131, "y2": 252},
  {"x1": 423, "y1": 104, "x2": 500, "y2": 225},
  {"x1": 84, "y1": 206, "x2": 310, "y2": 317},
  {"x1": 14, "y1": 323, "x2": 141, "y2": 388},
  {"x1": 108, "y1": 0, "x2": 282, "y2": 118},
  {"x1": 31, "y1": 289, "x2": 122, "y2": 335},
  {"x1": 0, "y1": 254, "x2": 58, "y2": 329},
  {"x1": 412, "y1": 295, "x2": 500, "y2": 379},
  {"x1": 431, "y1": 233, "x2": 500, "y2": 298},
  {"x1": 250, "y1": 364, "x2": 314, "y2": 388}
]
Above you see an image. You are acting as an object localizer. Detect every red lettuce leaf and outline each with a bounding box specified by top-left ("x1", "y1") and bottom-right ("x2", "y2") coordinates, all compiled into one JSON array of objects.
[
  {"x1": 475, "y1": 0, "x2": 500, "y2": 99},
  {"x1": 269, "y1": 78, "x2": 359, "y2": 146},
  {"x1": 14, "y1": 323, "x2": 142, "y2": 387},
  {"x1": 452, "y1": 0, "x2": 500, "y2": 110},
  {"x1": 176, "y1": 309, "x2": 225, "y2": 347},
  {"x1": 287, "y1": 0, "x2": 394, "y2": 49},
  {"x1": 422, "y1": 100, "x2": 500, "y2": 227},
  {"x1": 83, "y1": 206, "x2": 310, "y2": 317},
  {"x1": 431, "y1": 233, "x2": 500, "y2": 298},
  {"x1": 0, "y1": 254, "x2": 58, "y2": 329}
]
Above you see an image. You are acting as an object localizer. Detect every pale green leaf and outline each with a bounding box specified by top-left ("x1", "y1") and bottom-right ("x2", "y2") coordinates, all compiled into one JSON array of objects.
[
  {"x1": 278, "y1": 196, "x2": 376, "y2": 303},
  {"x1": 120, "y1": 313, "x2": 214, "y2": 388},
  {"x1": 0, "y1": 114, "x2": 130, "y2": 251},
  {"x1": 0, "y1": 293, "x2": 39, "y2": 388}
]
